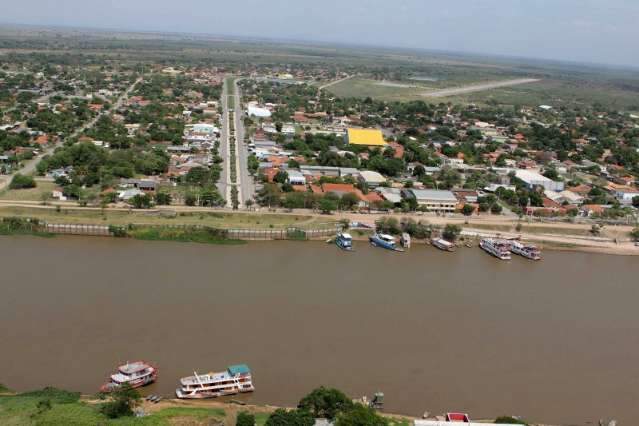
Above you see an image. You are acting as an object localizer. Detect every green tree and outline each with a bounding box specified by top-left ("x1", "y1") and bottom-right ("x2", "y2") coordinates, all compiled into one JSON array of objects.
[
  {"x1": 495, "y1": 416, "x2": 528, "y2": 425},
  {"x1": 461, "y1": 204, "x2": 474, "y2": 216},
  {"x1": 9, "y1": 173, "x2": 36, "y2": 189},
  {"x1": 130, "y1": 194, "x2": 152, "y2": 209},
  {"x1": 632, "y1": 195, "x2": 639, "y2": 208},
  {"x1": 236, "y1": 411, "x2": 256, "y2": 426},
  {"x1": 491, "y1": 203, "x2": 503, "y2": 214},
  {"x1": 630, "y1": 227, "x2": 639, "y2": 241},
  {"x1": 154, "y1": 191, "x2": 172, "y2": 205},
  {"x1": 442, "y1": 224, "x2": 461, "y2": 242},
  {"x1": 99, "y1": 384, "x2": 141, "y2": 419},
  {"x1": 298, "y1": 387, "x2": 354, "y2": 420},
  {"x1": 274, "y1": 170, "x2": 289, "y2": 184},
  {"x1": 265, "y1": 409, "x2": 314, "y2": 426},
  {"x1": 335, "y1": 404, "x2": 388, "y2": 426},
  {"x1": 318, "y1": 197, "x2": 337, "y2": 214}
]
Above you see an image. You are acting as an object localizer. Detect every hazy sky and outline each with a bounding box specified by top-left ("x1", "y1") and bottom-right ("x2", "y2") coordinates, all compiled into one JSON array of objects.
[{"x1": 3, "y1": 0, "x2": 639, "y2": 67}]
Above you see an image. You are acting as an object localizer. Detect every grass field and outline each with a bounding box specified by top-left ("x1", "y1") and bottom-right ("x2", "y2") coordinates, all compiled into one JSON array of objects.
[
  {"x1": 0, "y1": 388, "x2": 227, "y2": 426},
  {"x1": 0, "y1": 181, "x2": 56, "y2": 202},
  {"x1": 0, "y1": 206, "x2": 335, "y2": 229}
]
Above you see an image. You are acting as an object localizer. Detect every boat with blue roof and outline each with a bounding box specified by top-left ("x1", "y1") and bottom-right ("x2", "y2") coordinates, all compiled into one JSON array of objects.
[
  {"x1": 335, "y1": 232, "x2": 354, "y2": 251},
  {"x1": 175, "y1": 364, "x2": 254, "y2": 399},
  {"x1": 369, "y1": 233, "x2": 404, "y2": 252}
]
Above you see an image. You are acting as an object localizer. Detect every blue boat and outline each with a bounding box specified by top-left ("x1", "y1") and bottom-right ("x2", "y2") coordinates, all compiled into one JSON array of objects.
[
  {"x1": 369, "y1": 233, "x2": 404, "y2": 252},
  {"x1": 335, "y1": 232, "x2": 353, "y2": 251}
]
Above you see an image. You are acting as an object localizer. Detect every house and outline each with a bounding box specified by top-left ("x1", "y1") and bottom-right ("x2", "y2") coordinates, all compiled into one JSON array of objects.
[
  {"x1": 376, "y1": 187, "x2": 403, "y2": 205},
  {"x1": 247, "y1": 102, "x2": 272, "y2": 118},
  {"x1": 345, "y1": 128, "x2": 387, "y2": 147},
  {"x1": 612, "y1": 185, "x2": 639, "y2": 205},
  {"x1": 286, "y1": 170, "x2": 306, "y2": 186},
  {"x1": 404, "y1": 189, "x2": 458, "y2": 212},
  {"x1": 118, "y1": 188, "x2": 145, "y2": 201},
  {"x1": 121, "y1": 179, "x2": 159, "y2": 192},
  {"x1": 51, "y1": 188, "x2": 67, "y2": 201},
  {"x1": 358, "y1": 170, "x2": 386, "y2": 188}
]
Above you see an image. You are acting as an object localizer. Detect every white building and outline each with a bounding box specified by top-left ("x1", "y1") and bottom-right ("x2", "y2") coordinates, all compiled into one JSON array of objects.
[
  {"x1": 358, "y1": 170, "x2": 387, "y2": 188},
  {"x1": 287, "y1": 170, "x2": 306, "y2": 186},
  {"x1": 514, "y1": 169, "x2": 564, "y2": 192},
  {"x1": 614, "y1": 187, "x2": 639, "y2": 205},
  {"x1": 405, "y1": 189, "x2": 458, "y2": 212},
  {"x1": 247, "y1": 102, "x2": 272, "y2": 118}
]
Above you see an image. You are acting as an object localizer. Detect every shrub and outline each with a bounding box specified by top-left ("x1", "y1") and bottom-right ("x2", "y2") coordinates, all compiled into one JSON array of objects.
[
  {"x1": 236, "y1": 411, "x2": 256, "y2": 426},
  {"x1": 99, "y1": 384, "x2": 141, "y2": 419},
  {"x1": 9, "y1": 173, "x2": 36, "y2": 189},
  {"x1": 20, "y1": 387, "x2": 80, "y2": 404},
  {"x1": 298, "y1": 387, "x2": 354, "y2": 420}
]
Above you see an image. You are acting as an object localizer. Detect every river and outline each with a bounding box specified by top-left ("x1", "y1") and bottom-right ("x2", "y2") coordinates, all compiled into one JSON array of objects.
[{"x1": 1, "y1": 236, "x2": 638, "y2": 425}]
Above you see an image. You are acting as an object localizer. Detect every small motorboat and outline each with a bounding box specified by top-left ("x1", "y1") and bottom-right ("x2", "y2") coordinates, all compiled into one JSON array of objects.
[
  {"x1": 369, "y1": 233, "x2": 404, "y2": 252},
  {"x1": 335, "y1": 232, "x2": 354, "y2": 251}
]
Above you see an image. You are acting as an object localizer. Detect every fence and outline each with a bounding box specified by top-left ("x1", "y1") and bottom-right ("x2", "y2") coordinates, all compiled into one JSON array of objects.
[{"x1": 38, "y1": 221, "x2": 339, "y2": 241}]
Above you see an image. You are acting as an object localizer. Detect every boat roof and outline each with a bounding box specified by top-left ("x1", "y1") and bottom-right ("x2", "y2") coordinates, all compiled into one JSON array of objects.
[
  {"x1": 228, "y1": 364, "x2": 251, "y2": 376},
  {"x1": 181, "y1": 370, "x2": 231, "y2": 386},
  {"x1": 339, "y1": 232, "x2": 352, "y2": 239},
  {"x1": 378, "y1": 233, "x2": 395, "y2": 241},
  {"x1": 119, "y1": 361, "x2": 151, "y2": 374}
]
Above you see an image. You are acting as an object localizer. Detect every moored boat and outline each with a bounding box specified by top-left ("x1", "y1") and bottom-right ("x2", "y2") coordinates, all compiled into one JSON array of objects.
[
  {"x1": 510, "y1": 240, "x2": 541, "y2": 260},
  {"x1": 369, "y1": 233, "x2": 404, "y2": 252},
  {"x1": 100, "y1": 361, "x2": 157, "y2": 392},
  {"x1": 431, "y1": 238, "x2": 455, "y2": 252},
  {"x1": 335, "y1": 232, "x2": 353, "y2": 251},
  {"x1": 176, "y1": 364, "x2": 254, "y2": 399},
  {"x1": 479, "y1": 238, "x2": 511, "y2": 260}
]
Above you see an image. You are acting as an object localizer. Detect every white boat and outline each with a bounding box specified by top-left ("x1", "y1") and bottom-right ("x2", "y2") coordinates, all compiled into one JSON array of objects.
[
  {"x1": 479, "y1": 238, "x2": 511, "y2": 260},
  {"x1": 176, "y1": 364, "x2": 254, "y2": 399},
  {"x1": 431, "y1": 238, "x2": 455, "y2": 252},
  {"x1": 510, "y1": 240, "x2": 541, "y2": 260},
  {"x1": 100, "y1": 361, "x2": 157, "y2": 392}
]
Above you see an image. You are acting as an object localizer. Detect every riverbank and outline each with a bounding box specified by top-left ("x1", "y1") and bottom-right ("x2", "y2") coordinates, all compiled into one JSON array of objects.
[
  {"x1": 0, "y1": 389, "x2": 548, "y2": 426},
  {"x1": 0, "y1": 203, "x2": 636, "y2": 255}
]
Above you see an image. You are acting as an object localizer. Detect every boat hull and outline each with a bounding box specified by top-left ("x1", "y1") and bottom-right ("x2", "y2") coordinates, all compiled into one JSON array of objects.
[
  {"x1": 479, "y1": 241, "x2": 511, "y2": 260},
  {"x1": 100, "y1": 371, "x2": 158, "y2": 393},
  {"x1": 369, "y1": 236, "x2": 403, "y2": 252},
  {"x1": 176, "y1": 387, "x2": 254, "y2": 399}
]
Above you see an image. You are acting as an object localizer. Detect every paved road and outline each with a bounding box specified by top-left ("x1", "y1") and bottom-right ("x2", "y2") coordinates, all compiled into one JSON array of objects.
[
  {"x1": 233, "y1": 79, "x2": 254, "y2": 206},
  {"x1": 0, "y1": 77, "x2": 142, "y2": 192},
  {"x1": 422, "y1": 78, "x2": 540, "y2": 98}
]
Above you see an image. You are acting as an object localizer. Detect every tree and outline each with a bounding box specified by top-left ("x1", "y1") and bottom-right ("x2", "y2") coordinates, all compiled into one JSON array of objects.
[
  {"x1": 340, "y1": 193, "x2": 360, "y2": 210},
  {"x1": 461, "y1": 204, "x2": 474, "y2": 216},
  {"x1": 236, "y1": 411, "x2": 256, "y2": 426},
  {"x1": 494, "y1": 416, "x2": 528, "y2": 425},
  {"x1": 318, "y1": 197, "x2": 337, "y2": 214},
  {"x1": 130, "y1": 194, "x2": 152, "y2": 209},
  {"x1": 633, "y1": 195, "x2": 639, "y2": 208},
  {"x1": 245, "y1": 199, "x2": 255, "y2": 210},
  {"x1": 335, "y1": 404, "x2": 388, "y2": 426},
  {"x1": 9, "y1": 173, "x2": 36, "y2": 189},
  {"x1": 442, "y1": 224, "x2": 461, "y2": 242},
  {"x1": 630, "y1": 227, "x2": 639, "y2": 241},
  {"x1": 265, "y1": 409, "x2": 314, "y2": 426},
  {"x1": 491, "y1": 203, "x2": 503, "y2": 214},
  {"x1": 298, "y1": 387, "x2": 354, "y2": 420},
  {"x1": 99, "y1": 384, "x2": 141, "y2": 419},
  {"x1": 274, "y1": 170, "x2": 289, "y2": 184},
  {"x1": 154, "y1": 191, "x2": 172, "y2": 206}
]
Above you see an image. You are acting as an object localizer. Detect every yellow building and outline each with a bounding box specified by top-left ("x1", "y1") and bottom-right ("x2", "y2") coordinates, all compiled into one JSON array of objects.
[{"x1": 346, "y1": 128, "x2": 387, "y2": 147}]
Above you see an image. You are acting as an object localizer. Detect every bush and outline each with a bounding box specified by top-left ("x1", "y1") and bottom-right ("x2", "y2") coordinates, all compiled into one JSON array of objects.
[
  {"x1": 9, "y1": 173, "x2": 36, "y2": 189},
  {"x1": 99, "y1": 384, "x2": 141, "y2": 419},
  {"x1": 442, "y1": 224, "x2": 461, "y2": 242},
  {"x1": 265, "y1": 408, "x2": 314, "y2": 426},
  {"x1": 375, "y1": 217, "x2": 401, "y2": 235},
  {"x1": 19, "y1": 387, "x2": 80, "y2": 404},
  {"x1": 298, "y1": 387, "x2": 354, "y2": 420},
  {"x1": 335, "y1": 404, "x2": 388, "y2": 426},
  {"x1": 236, "y1": 411, "x2": 256, "y2": 426}
]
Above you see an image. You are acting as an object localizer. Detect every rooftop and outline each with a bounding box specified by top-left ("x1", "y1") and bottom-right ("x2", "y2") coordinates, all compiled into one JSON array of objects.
[{"x1": 347, "y1": 128, "x2": 386, "y2": 147}]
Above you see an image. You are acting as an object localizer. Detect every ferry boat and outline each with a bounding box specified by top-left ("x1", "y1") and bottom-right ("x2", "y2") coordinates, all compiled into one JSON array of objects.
[
  {"x1": 369, "y1": 233, "x2": 404, "y2": 252},
  {"x1": 176, "y1": 364, "x2": 254, "y2": 399},
  {"x1": 100, "y1": 361, "x2": 157, "y2": 392},
  {"x1": 510, "y1": 240, "x2": 541, "y2": 260},
  {"x1": 479, "y1": 238, "x2": 511, "y2": 260},
  {"x1": 431, "y1": 238, "x2": 455, "y2": 252},
  {"x1": 335, "y1": 232, "x2": 353, "y2": 251}
]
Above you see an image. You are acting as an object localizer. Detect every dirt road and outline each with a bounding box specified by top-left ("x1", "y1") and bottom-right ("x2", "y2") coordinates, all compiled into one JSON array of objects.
[{"x1": 422, "y1": 78, "x2": 540, "y2": 97}]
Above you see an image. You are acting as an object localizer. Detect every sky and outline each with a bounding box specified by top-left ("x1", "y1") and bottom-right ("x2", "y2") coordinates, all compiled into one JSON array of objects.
[{"x1": 2, "y1": 0, "x2": 639, "y2": 67}]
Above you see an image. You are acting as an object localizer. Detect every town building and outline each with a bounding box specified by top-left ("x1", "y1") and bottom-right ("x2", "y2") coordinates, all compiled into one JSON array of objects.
[
  {"x1": 404, "y1": 189, "x2": 458, "y2": 212},
  {"x1": 345, "y1": 128, "x2": 387, "y2": 147},
  {"x1": 514, "y1": 169, "x2": 564, "y2": 192}
]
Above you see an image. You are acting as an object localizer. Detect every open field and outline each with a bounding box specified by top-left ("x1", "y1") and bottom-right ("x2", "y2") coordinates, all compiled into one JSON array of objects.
[
  {"x1": 0, "y1": 205, "x2": 334, "y2": 229},
  {"x1": 0, "y1": 181, "x2": 56, "y2": 202}
]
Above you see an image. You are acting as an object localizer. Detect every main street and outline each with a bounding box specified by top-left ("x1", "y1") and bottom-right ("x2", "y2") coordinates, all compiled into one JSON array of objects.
[
  {"x1": 0, "y1": 77, "x2": 142, "y2": 192},
  {"x1": 232, "y1": 79, "x2": 255, "y2": 206}
]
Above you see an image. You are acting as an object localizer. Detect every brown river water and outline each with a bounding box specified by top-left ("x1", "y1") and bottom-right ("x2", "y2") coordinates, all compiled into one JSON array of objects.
[{"x1": 1, "y1": 236, "x2": 638, "y2": 425}]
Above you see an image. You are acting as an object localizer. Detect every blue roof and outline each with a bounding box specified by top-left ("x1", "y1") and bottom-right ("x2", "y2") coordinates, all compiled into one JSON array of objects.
[{"x1": 227, "y1": 364, "x2": 251, "y2": 375}]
